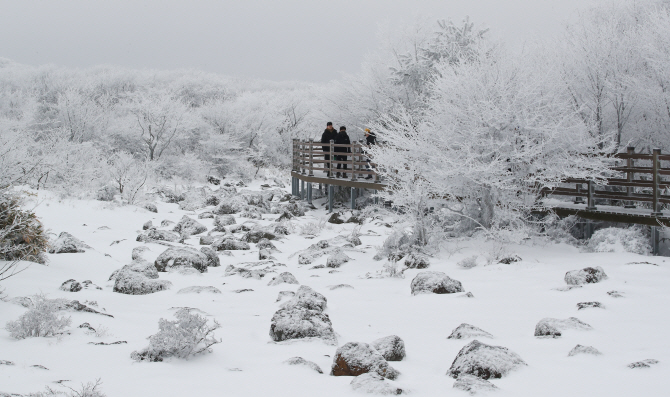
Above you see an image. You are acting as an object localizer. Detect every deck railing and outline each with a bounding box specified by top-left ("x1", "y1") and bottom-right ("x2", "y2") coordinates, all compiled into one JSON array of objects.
[
  {"x1": 291, "y1": 138, "x2": 381, "y2": 183},
  {"x1": 544, "y1": 147, "x2": 670, "y2": 214}
]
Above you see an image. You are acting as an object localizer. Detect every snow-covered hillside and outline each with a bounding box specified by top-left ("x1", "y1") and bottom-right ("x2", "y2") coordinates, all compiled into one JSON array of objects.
[{"x1": 1, "y1": 183, "x2": 668, "y2": 396}]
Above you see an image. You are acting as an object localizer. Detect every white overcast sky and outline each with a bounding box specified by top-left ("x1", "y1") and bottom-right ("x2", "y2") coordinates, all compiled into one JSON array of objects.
[{"x1": 0, "y1": 0, "x2": 606, "y2": 82}]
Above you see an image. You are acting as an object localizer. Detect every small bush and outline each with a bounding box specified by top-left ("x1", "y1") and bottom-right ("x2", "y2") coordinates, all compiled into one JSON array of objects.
[
  {"x1": 587, "y1": 226, "x2": 650, "y2": 255},
  {"x1": 131, "y1": 309, "x2": 220, "y2": 362},
  {"x1": 5, "y1": 294, "x2": 71, "y2": 339},
  {"x1": 0, "y1": 191, "x2": 49, "y2": 268},
  {"x1": 27, "y1": 378, "x2": 106, "y2": 397},
  {"x1": 457, "y1": 255, "x2": 478, "y2": 269}
]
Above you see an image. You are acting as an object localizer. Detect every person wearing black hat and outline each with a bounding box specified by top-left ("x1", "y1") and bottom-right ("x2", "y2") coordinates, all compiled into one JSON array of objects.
[
  {"x1": 334, "y1": 126, "x2": 351, "y2": 178},
  {"x1": 321, "y1": 122, "x2": 338, "y2": 176}
]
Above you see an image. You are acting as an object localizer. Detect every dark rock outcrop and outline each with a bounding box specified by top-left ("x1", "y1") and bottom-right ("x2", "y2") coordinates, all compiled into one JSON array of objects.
[
  {"x1": 154, "y1": 247, "x2": 209, "y2": 273},
  {"x1": 577, "y1": 301, "x2": 604, "y2": 310},
  {"x1": 59, "y1": 279, "x2": 82, "y2": 292},
  {"x1": 410, "y1": 271, "x2": 463, "y2": 295},
  {"x1": 447, "y1": 340, "x2": 526, "y2": 380},
  {"x1": 404, "y1": 253, "x2": 430, "y2": 269},
  {"x1": 565, "y1": 266, "x2": 608, "y2": 285},
  {"x1": 331, "y1": 342, "x2": 400, "y2": 379}
]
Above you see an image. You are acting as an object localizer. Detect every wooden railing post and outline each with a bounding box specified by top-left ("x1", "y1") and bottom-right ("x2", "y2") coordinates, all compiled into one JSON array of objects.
[
  {"x1": 652, "y1": 148, "x2": 662, "y2": 216},
  {"x1": 586, "y1": 180, "x2": 596, "y2": 210},
  {"x1": 350, "y1": 142, "x2": 357, "y2": 181},
  {"x1": 625, "y1": 146, "x2": 636, "y2": 208},
  {"x1": 299, "y1": 140, "x2": 305, "y2": 175},
  {"x1": 574, "y1": 183, "x2": 584, "y2": 204},
  {"x1": 308, "y1": 138, "x2": 314, "y2": 176},
  {"x1": 291, "y1": 139, "x2": 297, "y2": 172},
  {"x1": 329, "y1": 139, "x2": 335, "y2": 178}
]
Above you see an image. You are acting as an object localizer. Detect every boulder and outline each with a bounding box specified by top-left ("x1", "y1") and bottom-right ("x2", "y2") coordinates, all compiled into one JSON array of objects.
[
  {"x1": 326, "y1": 250, "x2": 350, "y2": 268},
  {"x1": 404, "y1": 253, "x2": 430, "y2": 269},
  {"x1": 268, "y1": 272, "x2": 299, "y2": 286},
  {"x1": 154, "y1": 247, "x2": 209, "y2": 273},
  {"x1": 136, "y1": 229, "x2": 180, "y2": 243},
  {"x1": 207, "y1": 175, "x2": 221, "y2": 185},
  {"x1": 371, "y1": 335, "x2": 406, "y2": 362},
  {"x1": 131, "y1": 246, "x2": 151, "y2": 261},
  {"x1": 447, "y1": 340, "x2": 526, "y2": 380},
  {"x1": 453, "y1": 374, "x2": 498, "y2": 395},
  {"x1": 214, "y1": 202, "x2": 237, "y2": 215},
  {"x1": 283, "y1": 357, "x2": 323, "y2": 374},
  {"x1": 109, "y1": 260, "x2": 159, "y2": 281},
  {"x1": 214, "y1": 214, "x2": 236, "y2": 231},
  {"x1": 257, "y1": 238, "x2": 277, "y2": 251},
  {"x1": 328, "y1": 212, "x2": 345, "y2": 224},
  {"x1": 410, "y1": 271, "x2": 463, "y2": 295},
  {"x1": 177, "y1": 286, "x2": 222, "y2": 294},
  {"x1": 447, "y1": 323, "x2": 494, "y2": 340},
  {"x1": 534, "y1": 317, "x2": 592, "y2": 338},
  {"x1": 568, "y1": 345, "x2": 602, "y2": 356},
  {"x1": 198, "y1": 211, "x2": 215, "y2": 219},
  {"x1": 200, "y1": 246, "x2": 220, "y2": 267},
  {"x1": 282, "y1": 285, "x2": 327, "y2": 311},
  {"x1": 142, "y1": 220, "x2": 153, "y2": 230},
  {"x1": 331, "y1": 342, "x2": 400, "y2": 380},
  {"x1": 59, "y1": 279, "x2": 82, "y2": 292},
  {"x1": 173, "y1": 215, "x2": 207, "y2": 236},
  {"x1": 350, "y1": 373, "x2": 406, "y2": 395},
  {"x1": 213, "y1": 237, "x2": 250, "y2": 251},
  {"x1": 225, "y1": 264, "x2": 270, "y2": 280},
  {"x1": 577, "y1": 301, "x2": 604, "y2": 310},
  {"x1": 113, "y1": 269, "x2": 172, "y2": 295},
  {"x1": 199, "y1": 235, "x2": 215, "y2": 245},
  {"x1": 259, "y1": 248, "x2": 272, "y2": 260},
  {"x1": 274, "y1": 224, "x2": 291, "y2": 236},
  {"x1": 564, "y1": 266, "x2": 608, "y2": 285},
  {"x1": 243, "y1": 230, "x2": 276, "y2": 243},
  {"x1": 143, "y1": 202, "x2": 158, "y2": 213},
  {"x1": 48, "y1": 232, "x2": 87, "y2": 253},
  {"x1": 269, "y1": 306, "x2": 336, "y2": 344}
]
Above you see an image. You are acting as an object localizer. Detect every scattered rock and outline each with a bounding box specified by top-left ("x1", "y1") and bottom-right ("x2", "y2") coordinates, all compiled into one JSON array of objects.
[
  {"x1": 143, "y1": 203, "x2": 158, "y2": 213},
  {"x1": 453, "y1": 373, "x2": 498, "y2": 395},
  {"x1": 534, "y1": 317, "x2": 592, "y2": 338},
  {"x1": 225, "y1": 264, "x2": 270, "y2": 279},
  {"x1": 310, "y1": 265, "x2": 325, "y2": 270},
  {"x1": 568, "y1": 345, "x2": 602, "y2": 356},
  {"x1": 160, "y1": 219, "x2": 175, "y2": 227},
  {"x1": 136, "y1": 229, "x2": 180, "y2": 243},
  {"x1": 214, "y1": 202, "x2": 238, "y2": 215},
  {"x1": 0, "y1": 360, "x2": 15, "y2": 365},
  {"x1": 404, "y1": 253, "x2": 430, "y2": 269},
  {"x1": 131, "y1": 246, "x2": 151, "y2": 261},
  {"x1": 282, "y1": 285, "x2": 327, "y2": 311},
  {"x1": 259, "y1": 248, "x2": 272, "y2": 260},
  {"x1": 113, "y1": 269, "x2": 172, "y2": 295},
  {"x1": 257, "y1": 238, "x2": 278, "y2": 251},
  {"x1": 268, "y1": 271, "x2": 299, "y2": 286},
  {"x1": 233, "y1": 289, "x2": 254, "y2": 293},
  {"x1": 59, "y1": 279, "x2": 82, "y2": 292},
  {"x1": 214, "y1": 214, "x2": 236, "y2": 231},
  {"x1": 447, "y1": 339, "x2": 527, "y2": 380},
  {"x1": 198, "y1": 212, "x2": 215, "y2": 219},
  {"x1": 329, "y1": 284, "x2": 353, "y2": 290},
  {"x1": 328, "y1": 212, "x2": 345, "y2": 224},
  {"x1": 31, "y1": 364, "x2": 49, "y2": 370},
  {"x1": 628, "y1": 359, "x2": 659, "y2": 368},
  {"x1": 331, "y1": 342, "x2": 400, "y2": 379},
  {"x1": 371, "y1": 335, "x2": 406, "y2": 361},
  {"x1": 177, "y1": 286, "x2": 222, "y2": 294},
  {"x1": 577, "y1": 301, "x2": 604, "y2": 310},
  {"x1": 448, "y1": 324, "x2": 494, "y2": 340},
  {"x1": 142, "y1": 220, "x2": 153, "y2": 230},
  {"x1": 78, "y1": 322, "x2": 96, "y2": 332},
  {"x1": 276, "y1": 291, "x2": 295, "y2": 302},
  {"x1": 553, "y1": 285, "x2": 583, "y2": 292},
  {"x1": 88, "y1": 341, "x2": 128, "y2": 346},
  {"x1": 200, "y1": 246, "x2": 220, "y2": 267},
  {"x1": 173, "y1": 215, "x2": 207, "y2": 236},
  {"x1": 110, "y1": 259, "x2": 159, "y2": 281},
  {"x1": 207, "y1": 175, "x2": 221, "y2": 185},
  {"x1": 565, "y1": 266, "x2": 608, "y2": 285},
  {"x1": 498, "y1": 255, "x2": 521, "y2": 264},
  {"x1": 461, "y1": 292, "x2": 475, "y2": 298},
  {"x1": 350, "y1": 373, "x2": 406, "y2": 395},
  {"x1": 64, "y1": 300, "x2": 113, "y2": 318},
  {"x1": 326, "y1": 250, "x2": 350, "y2": 268},
  {"x1": 283, "y1": 357, "x2": 323, "y2": 374},
  {"x1": 213, "y1": 237, "x2": 250, "y2": 251},
  {"x1": 269, "y1": 306, "x2": 336, "y2": 344},
  {"x1": 199, "y1": 235, "x2": 215, "y2": 245},
  {"x1": 48, "y1": 232, "x2": 88, "y2": 253},
  {"x1": 410, "y1": 271, "x2": 463, "y2": 295},
  {"x1": 243, "y1": 230, "x2": 276, "y2": 243},
  {"x1": 607, "y1": 290, "x2": 624, "y2": 298},
  {"x1": 153, "y1": 247, "x2": 209, "y2": 273}
]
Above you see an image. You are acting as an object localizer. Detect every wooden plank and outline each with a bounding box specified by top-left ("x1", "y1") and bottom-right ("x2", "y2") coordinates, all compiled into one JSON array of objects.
[
  {"x1": 546, "y1": 207, "x2": 670, "y2": 227},
  {"x1": 291, "y1": 171, "x2": 385, "y2": 190}
]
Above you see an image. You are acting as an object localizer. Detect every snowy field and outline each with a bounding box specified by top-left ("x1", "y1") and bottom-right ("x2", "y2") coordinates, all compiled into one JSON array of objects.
[{"x1": 1, "y1": 182, "x2": 668, "y2": 396}]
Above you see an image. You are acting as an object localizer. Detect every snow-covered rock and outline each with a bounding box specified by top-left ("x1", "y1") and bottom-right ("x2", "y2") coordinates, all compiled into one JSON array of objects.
[
  {"x1": 225, "y1": 264, "x2": 270, "y2": 280},
  {"x1": 564, "y1": 266, "x2": 608, "y2": 285},
  {"x1": 173, "y1": 215, "x2": 207, "y2": 236},
  {"x1": 371, "y1": 335, "x2": 406, "y2": 361},
  {"x1": 326, "y1": 250, "x2": 350, "y2": 268},
  {"x1": 329, "y1": 284, "x2": 354, "y2": 290},
  {"x1": 534, "y1": 317, "x2": 592, "y2": 338},
  {"x1": 447, "y1": 339, "x2": 526, "y2": 380},
  {"x1": 200, "y1": 246, "x2": 220, "y2": 267},
  {"x1": 331, "y1": 342, "x2": 400, "y2": 379},
  {"x1": 350, "y1": 373, "x2": 407, "y2": 395},
  {"x1": 568, "y1": 345, "x2": 602, "y2": 356},
  {"x1": 453, "y1": 373, "x2": 498, "y2": 395},
  {"x1": 213, "y1": 214, "x2": 236, "y2": 231},
  {"x1": 243, "y1": 230, "x2": 276, "y2": 243},
  {"x1": 576, "y1": 301, "x2": 604, "y2": 310},
  {"x1": 214, "y1": 202, "x2": 238, "y2": 215},
  {"x1": 404, "y1": 253, "x2": 430, "y2": 269},
  {"x1": 143, "y1": 202, "x2": 158, "y2": 213},
  {"x1": 198, "y1": 211, "x2": 215, "y2": 219},
  {"x1": 267, "y1": 271, "x2": 299, "y2": 286},
  {"x1": 213, "y1": 237, "x2": 250, "y2": 251},
  {"x1": 269, "y1": 306, "x2": 336, "y2": 344},
  {"x1": 410, "y1": 271, "x2": 463, "y2": 295},
  {"x1": 113, "y1": 269, "x2": 172, "y2": 295},
  {"x1": 257, "y1": 238, "x2": 277, "y2": 251},
  {"x1": 136, "y1": 229, "x2": 180, "y2": 243},
  {"x1": 48, "y1": 232, "x2": 88, "y2": 254},
  {"x1": 131, "y1": 246, "x2": 151, "y2": 261},
  {"x1": 142, "y1": 220, "x2": 153, "y2": 230},
  {"x1": 154, "y1": 247, "x2": 209, "y2": 273},
  {"x1": 281, "y1": 285, "x2": 327, "y2": 312},
  {"x1": 283, "y1": 357, "x2": 323, "y2": 374},
  {"x1": 447, "y1": 323, "x2": 494, "y2": 340},
  {"x1": 276, "y1": 291, "x2": 295, "y2": 302},
  {"x1": 59, "y1": 279, "x2": 82, "y2": 292},
  {"x1": 177, "y1": 286, "x2": 222, "y2": 294},
  {"x1": 627, "y1": 359, "x2": 659, "y2": 368},
  {"x1": 110, "y1": 260, "x2": 159, "y2": 281}
]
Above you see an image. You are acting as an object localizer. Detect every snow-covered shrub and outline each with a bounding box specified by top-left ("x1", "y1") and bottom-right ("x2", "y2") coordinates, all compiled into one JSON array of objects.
[
  {"x1": 130, "y1": 309, "x2": 220, "y2": 362},
  {"x1": 458, "y1": 255, "x2": 478, "y2": 269},
  {"x1": 543, "y1": 214, "x2": 580, "y2": 245},
  {"x1": 299, "y1": 221, "x2": 322, "y2": 236},
  {"x1": 378, "y1": 229, "x2": 412, "y2": 261},
  {"x1": 0, "y1": 191, "x2": 49, "y2": 264},
  {"x1": 26, "y1": 378, "x2": 106, "y2": 397},
  {"x1": 5, "y1": 294, "x2": 71, "y2": 339},
  {"x1": 587, "y1": 226, "x2": 650, "y2": 255}
]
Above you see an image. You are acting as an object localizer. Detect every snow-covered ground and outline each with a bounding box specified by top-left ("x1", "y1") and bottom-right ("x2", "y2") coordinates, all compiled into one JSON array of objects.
[{"x1": 1, "y1": 183, "x2": 668, "y2": 396}]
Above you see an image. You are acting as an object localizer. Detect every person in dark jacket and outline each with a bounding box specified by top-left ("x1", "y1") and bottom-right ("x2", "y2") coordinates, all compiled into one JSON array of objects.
[
  {"x1": 321, "y1": 122, "x2": 338, "y2": 175},
  {"x1": 364, "y1": 128, "x2": 376, "y2": 179},
  {"x1": 334, "y1": 126, "x2": 351, "y2": 178}
]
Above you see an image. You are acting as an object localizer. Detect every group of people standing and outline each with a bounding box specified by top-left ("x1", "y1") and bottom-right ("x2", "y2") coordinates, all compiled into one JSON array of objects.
[{"x1": 320, "y1": 121, "x2": 376, "y2": 179}]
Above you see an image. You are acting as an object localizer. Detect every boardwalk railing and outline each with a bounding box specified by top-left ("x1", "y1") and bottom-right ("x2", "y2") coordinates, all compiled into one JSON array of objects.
[
  {"x1": 291, "y1": 138, "x2": 381, "y2": 182},
  {"x1": 543, "y1": 147, "x2": 670, "y2": 215}
]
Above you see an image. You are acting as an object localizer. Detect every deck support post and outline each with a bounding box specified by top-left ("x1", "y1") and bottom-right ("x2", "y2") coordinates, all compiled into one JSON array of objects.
[
  {"x1": 625, "y1": 146, "x2": 636, "y2": 208},
  {"x1": 651, "y1": 226, "x2": 660, "y2": 255},
  {"x1": 586, "y1": 181, "x2": 596, "y2": 211},
  {"x1": 652, "y1": 148, "x2": 662, "y2": 216},
  {"x1": 574, "y1": 184, "x2": 584, "y2": 204},
  {"x1": 307, "y1": 183, "x2": 312, "y2": 205},
  {"x1": 301, "y1": 179, "x2": 305, "y2": 200},
  {"x1": 584, "y1": 220, "x2": 594, "y2": 239},
  {"x1": 350, "y1": 187, "x2": 356, "y2": 209},
  {"x1": 328, "y1": 185, "x2": 334, "y2": 213}
]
